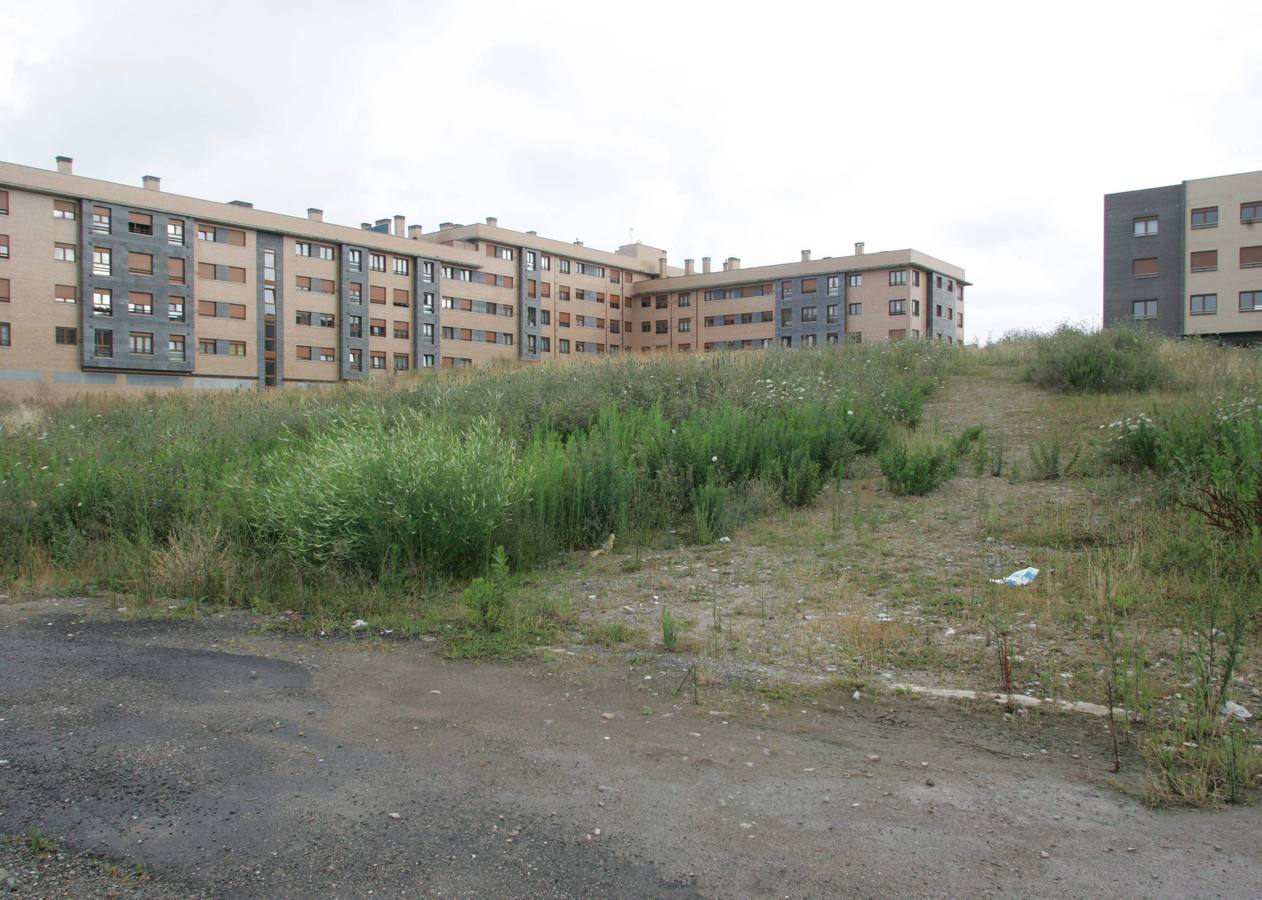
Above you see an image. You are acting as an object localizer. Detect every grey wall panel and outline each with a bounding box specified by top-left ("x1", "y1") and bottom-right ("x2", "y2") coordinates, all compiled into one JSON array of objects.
[{"x1": 1103, "y1": 185, "x2": 1185, "y2": 335}]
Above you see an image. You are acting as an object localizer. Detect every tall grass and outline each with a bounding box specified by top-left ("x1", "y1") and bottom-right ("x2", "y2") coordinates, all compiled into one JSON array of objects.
[
  {"x1": 0, "y1": 342, "x2": 956, "y2": 605},
  {"x1": 995, "y1": 325, "x2": 1173, "y2": 394}
]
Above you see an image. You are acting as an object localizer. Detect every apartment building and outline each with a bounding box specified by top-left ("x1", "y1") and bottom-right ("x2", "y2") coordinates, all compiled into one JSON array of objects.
[
  {"x1": 0, "y1": 157, "x2": 968, "y2": 399},
  {"x1": 1104, "y1": 169, "x2": 1262, "y2": 341}
]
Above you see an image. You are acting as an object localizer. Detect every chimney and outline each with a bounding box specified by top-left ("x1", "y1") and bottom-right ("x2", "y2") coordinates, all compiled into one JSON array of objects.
[
  {"x1": 801, "y1": 249, "x2": 811, "y2": 262},
  {"x1": 526, "y1": 230, "x2": 537, "y2": 236},
  {"x1": 228, "y1": 200, "x2": 253, "y2": 208},
  {"x1": 439, "y1": 222, "x2": 455, "y2": 230},
  {"x1": 702, "y1": 256, "x2": 711, "y2": 274},
  {"x1": 854, "y1": 241, "x2": 865, "y2": 256},
  {"x1": 393, "y1": 214, "x2": 405, "y2": 237},
  {"x1": 55, "y1": 156, "x2": 73, "y2": 175},
  {"x1": 407, "y1": 224, "x2": 423, "y2": 239},
  {"x1": 658, "y1": 257, "x2": 668, "y2": 277},
  {"x1": 573, "y1": 240, "x2": 584, "y2": 246},
  {"x1": 727, "y1": 257, "x2": 741, "y2": 270},
  {"x1": 375, "y1": 218, "x2": 390, "y2": 232},
  {"x1": 307, "y1": 208, "x2": 323, "y2": 222},
  {"x1": 361, "y1": 223, "x2": 373, "y2": 230},
  {"x1": 485, "y1": 216, "x2": 498, "y2": 227},
  {"x1": 684, "y1": 258, "x2": 695, "y2": 275},
  {"x1": 142, "y1": 175, "x2": 161, "y2": 191}
]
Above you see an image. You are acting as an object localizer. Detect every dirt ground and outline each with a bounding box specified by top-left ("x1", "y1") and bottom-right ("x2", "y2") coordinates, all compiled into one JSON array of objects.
[{"x1": 2, "y1": 596, "x2": 1261, "y2": 899}]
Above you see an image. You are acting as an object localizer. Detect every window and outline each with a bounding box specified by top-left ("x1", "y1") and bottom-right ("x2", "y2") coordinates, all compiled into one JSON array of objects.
[
  {"x1": 1131, "y1": 257, "x2": 1158, "y2": 278},
  {"x1": 1241, "y1": 291, "x2": 1262, "y2": 312},
  {"x1": 349, "y1": 249, "x2": 363, "y2": 272},
  {"x1": 319, "y1": 313, "x2": 335, "y2": 328},
  {"x1": 422, "y1": 292, "x2": 434, "y2": 312},
  {"x1": 371, "y1": 352, "x2": 386, "y2": 369},
  {"x1": 1241, "y1": 246, "x2": 1262, "y2": 269},
  {"x1": 198, "y1": 338, "x2": 217, "y2": 355},
  {"x1": 370, "y1": 253, "x2": 385, "y2": 272},
  {"x1": 167, "y1": 257, "x2": 185, "y2": 285},
  {"x1": 494, "y1": 246, "x2": 513, "y2": 261},
  {"x1": 780, "y1": 308, "x2": 792, "y2": 326},
  {"x1": 422, "y1": 322, "x2": 434, "y2": 340},
  {"x1": 540, "y1": 337, "x2": 550, "y2": 352},
  {"x1": 370, "y1": 318, "x2": 386, "y2": 337},
  {"x1": 847, "y1": 274, "x2": 862, "y2": 287},
  {"x1": 1190, "y1": 207, "x2": 1217, "y2": 229},
  {"x1": 541, "y1": 309, "x2": 551, "y2": 325},
  {"x1": 441, "y1": 295, "x2": 454, "y2": 309},
  {"x1": 826, "y1": 276, "x2": 840, "y2": 296},
  {"x1": 0, "y1": 234, "x2": 7, "y2": 259},
  {"x1": 295, "y1": 241, "x2": 311, "y2": 257},
  {"x1": 1190, "y1": 293, "x2": 1217, "y2": 315},
  {"x1": 370, "y1": 285, "x2": 387, "y2": 305},
  {"x1": 125, "y1": 252, "x2": 152, "y2": 276},
  {"x1": 654, "y1": 294, "x2": 668, "y2": 309},
  {"x1": 678, "y1": 293, "x2": 691, "y2": 307},
  {"x1": 0, "y1": 278, "x2": 7, "y2": 303},
  {"x1": 678, "y1": 319, "x2": 691, "y2": 333},
  {"x1": 128, "y1": 332, "x2": 154, "y2": 355},
  {"x1": 54, "y1": 284, "x2": 77, "y2": 304},
  {"x1": 169, "y1": 334, "x2": 185, "y2": 361},
  {"x1": 423, "y1": 354, "x2": 435, "y2": 368},
  {"x1": 349, "y1": 348, "x2": 362, "y2": 371},
  {"x1": 127, "y1": 212, "x2": 153, "y2": 236},
  {"x1": 912, "y1": 299, "x2": 921, "y2": 316},
  {"x1": 295, "y1": 310, "x2": 313, "y2": 327},
  {"x1": 803, "y1": 278, "x2": 819, "y2": 295},
  {"x1": 54, "y1": 242, "x2": 76, "y2": 262},
  {"x1": 169, "y1": 299, "x2": 184, "y2": 321},
  {"x1": 558, "y1": 339, "x2": 570, "y2": 353},
  {"x1": 53, "y1": 199, "x2": 76, "y2": 220},
  {"x1": 826, "y1": 304, "x2": 839, "y2": 324},
  {"x1": 1132, "y1": 299, "x2": 1158, "y2": 319},
  {"x1": 319, "y1": 347, "x2": 335, "y2": 362},
  {"x1": 655, "y1": 320, "x2": 668, "y2": 334},
  {"x1": 936, "y1": 304, "x2": 943, "y2": 318},
  {"x1": 419, "y1": 261, "x2": 434, "y2": 282},
  {"x1": 1190, "y1": 250, "x2": 1217, "y2": 272},
  {"x1": 558, "y1": 259, "x2": 570, "y2": 274},
  {"x1": 936, "y1": 275, "x2": 943, "y2": 289},
  {"x1": 127, "y1": 292, "x2": 153, "y2": 315},
  {"x1": 393, "y1": 321, "x2": 409, "y2": 339},
  {"x1": 393, "y1": 289, "x2": 410, "y2": 307},
  {"x1": 393, "y1": 257, "x2": 410, "y2": 276},
  {"x1": 889, "y1": 299, "x2": 906, "y2": 315},
  {"x1": 167, "y1": 219, "x2": 184, "y2": 246},
  {"x1": 525, "y1": 251, "x2": 537, "y2": 271},
  {"x1": 92, "y1": 207, "x2": 111, "y2": 233},
  {"x1": 1242, "y1": 202, "x2": 1262, "y2": 223},
  {"x1": 888, "y1": 329, "x2": 907, "y2": 341},
  {"x1": 393, "y1": 353, "x2": 409, "y2": 370},
  {"x1": 55, "y1": 326, "x2": 77, "y2": 345},
  {"x1": 848, "y1": 302, "x2": 861, "y2": 316},
  {"x1": 350, "y1": 282, "x2": 363, "y2": 303},
  {"x1": 93, "y1": 289, "x2": 113, "y2": 316},
  {"x1": 348, "y1": 315, "x2": 362, "y2": 338},
  {"x1": 0, "y1": 190, "x2": 7, "y2": 214},
  {"x1": 801, "y1": 306, "x2": 817, "y2": 323},
  {"x1": 1133, "y1": 215, "x2": 1158, "y2": 236},
  {"x1": 889, "y1": 270, "x2": 907, "y2": 286},
  {"x1": 781, "y1": 280, "x2": 793, "y2": 296},
  {"x1": 94, "y1": 330, "x2": 113, "y2": 357}
]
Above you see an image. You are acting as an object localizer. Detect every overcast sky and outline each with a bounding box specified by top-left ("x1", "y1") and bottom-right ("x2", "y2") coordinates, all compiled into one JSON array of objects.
[{"x1": 2, "y1": 0, "x2": 1260, "y2": 341}]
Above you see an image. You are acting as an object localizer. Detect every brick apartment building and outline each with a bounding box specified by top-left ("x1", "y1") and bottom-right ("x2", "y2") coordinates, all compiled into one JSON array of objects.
[
  {"x1": 1104, "y1": 168, "x2": 1262, "y2": 341},
  {"x1": 0, "y1": 157, "x2": 968, "y2": 399}
]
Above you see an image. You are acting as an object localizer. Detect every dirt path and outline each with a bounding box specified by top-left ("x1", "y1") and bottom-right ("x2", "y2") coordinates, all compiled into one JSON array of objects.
[{"x1": 2, "y1": 597, "x2": 1259, "y2": 898}]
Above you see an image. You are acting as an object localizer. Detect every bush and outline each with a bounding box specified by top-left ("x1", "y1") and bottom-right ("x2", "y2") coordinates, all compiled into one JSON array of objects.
[
  {"x1": 248, "y1": 415, "x2": 531, "y2": 577},
  {"x1": 1024, "y1": 326, "x2": 1171, "y2": 394},
  {"x1": 879, "y1": 438, "x2": 959, "y2": 496},
  {"x1": 463, "y1": 546, "x2": 512, "y2": 632},
  {"x1": 661, "y1": 607, "x2": 683, "y2": 651}
]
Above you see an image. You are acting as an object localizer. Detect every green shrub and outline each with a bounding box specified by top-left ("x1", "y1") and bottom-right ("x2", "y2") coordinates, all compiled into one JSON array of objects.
[
  {"x1": 693, "y1": 479, "x2": 732, "y2": 542},
  {"x1": 248, "y1": 416, "x2": 531, "y2": 577},
  {"x1": 463, "y1": 546, "x2": 512, "y2": 632},
  {"x1": 661, "y1": 607, "x2": 683, "y2": 651},
  {"x1": 1024, "y1": 325, "x2": 1171, "y2": 394},
  {"x1": 879, "y1": 438, "x2": 959, "y2": 496}
]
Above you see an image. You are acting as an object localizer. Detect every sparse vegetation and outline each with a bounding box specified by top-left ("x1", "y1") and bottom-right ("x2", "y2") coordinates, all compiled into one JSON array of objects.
[{"x1": 1019, "y1": 325, "x2": 1172, "y2": 394}]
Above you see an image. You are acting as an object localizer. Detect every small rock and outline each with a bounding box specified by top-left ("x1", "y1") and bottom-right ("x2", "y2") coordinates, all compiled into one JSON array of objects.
[
  {"x1": 387, "y1": 812, "x2": 401, "y2": 820},
  {"x1": 600, "y1": 712, "x2": 616, "y2": 720},
  {"x1": 1040, "y1": 851, "x2": 1050, "y2": 859},
  {"x1": 925, "y1": 779, "x2": 935, "y2": 787}
]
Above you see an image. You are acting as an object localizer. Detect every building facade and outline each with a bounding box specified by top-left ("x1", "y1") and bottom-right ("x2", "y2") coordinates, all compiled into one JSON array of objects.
[
  {"x1": 1104, "y1": 169, "x2": 1262, "y2": 341},
  {"x1": 0, "y1": 157, "x2": 968, "y2": 399}
]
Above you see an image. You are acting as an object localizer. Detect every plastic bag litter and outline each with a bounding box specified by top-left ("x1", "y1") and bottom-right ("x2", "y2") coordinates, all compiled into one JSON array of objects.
[
  {"x1": 1222, "y1": 700, "x2": 1252, "y2": 721},
  {"x1": 990, "y1": 567, "x2": 1039, "y2": 587}
]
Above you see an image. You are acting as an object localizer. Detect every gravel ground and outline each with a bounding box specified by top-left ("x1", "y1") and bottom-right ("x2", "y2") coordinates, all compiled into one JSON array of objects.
[{"x1": 2, "y1": 596, "x2": 1261, "y2": 898}]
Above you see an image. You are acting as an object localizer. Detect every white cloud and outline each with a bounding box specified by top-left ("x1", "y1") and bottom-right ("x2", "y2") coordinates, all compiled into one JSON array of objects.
[{"x1": 1, "y1": 0, "x2": 1260, "y2": 341}]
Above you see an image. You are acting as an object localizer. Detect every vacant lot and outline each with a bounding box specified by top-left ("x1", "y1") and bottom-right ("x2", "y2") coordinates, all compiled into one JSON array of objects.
[{"x1": 3, "y1": 332, "x2": 1262, "y2": 895}]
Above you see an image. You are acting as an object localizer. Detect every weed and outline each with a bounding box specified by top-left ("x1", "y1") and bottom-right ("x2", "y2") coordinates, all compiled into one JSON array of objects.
[
  {"x1": 585, "y1": 621, "x2": 646, "y2": 647},
  {"x1": 879, "y1": 438, "x2": 959, "y2": 496},
  {"x1": 1022, "y1": 325, "x2": 1172, "y2": 394},
  {"x1": 463, "y1": 546, "x2": 513, "y2": 632},
  {"x1": 1028, "y1": 438, "x2": 1081, "y2": 480},
  {"x1": 26, "y1": 827, "x2": 57, "y2": 855},
  {"x1": 661, "y1": 607, "x2": 683, "y2": 651}
]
